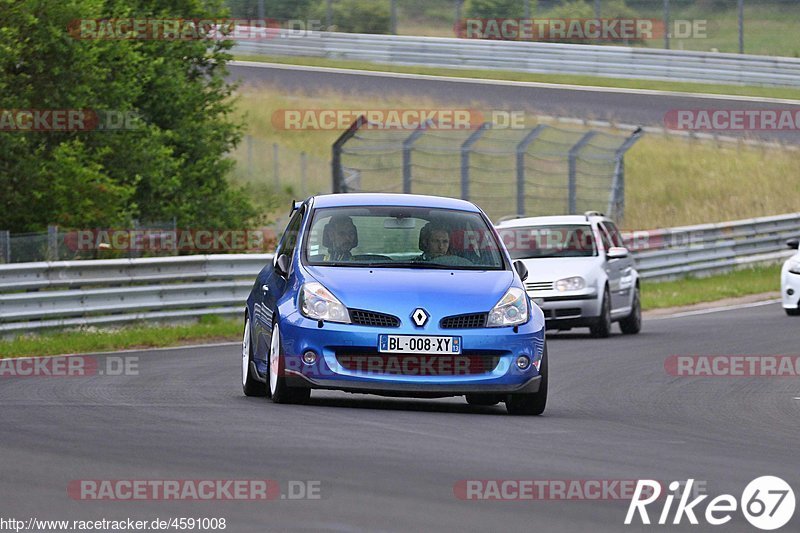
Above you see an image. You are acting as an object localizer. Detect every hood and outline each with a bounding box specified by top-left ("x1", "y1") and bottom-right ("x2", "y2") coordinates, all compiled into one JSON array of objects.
[
  {"x1": 518, "y1": 256, "x2": 601, "y2": 283},
  {"x1": 304, "y1": 266, "x2": 514, "y2": 318}
]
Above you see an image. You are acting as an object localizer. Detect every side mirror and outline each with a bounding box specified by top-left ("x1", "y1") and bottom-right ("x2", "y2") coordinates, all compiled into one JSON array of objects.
[
  {"x1": 606, "y1": 246, "x2": 629, "y2": 260},
  {"x1": 513, "y1": 260, "x2": 528, "y2": 282},
  {"x1": 787, "y1": 239, "x2": 799, "y2": 250},
  {"x1": 275, "y1": 254, "x2": 290, "y2": 277}
]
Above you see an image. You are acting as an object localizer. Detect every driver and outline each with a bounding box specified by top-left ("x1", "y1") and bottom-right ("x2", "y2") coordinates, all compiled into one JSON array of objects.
[
  {"x1": 416, "y1": 222, "x2": 450, "y2": 261},
  {"x1": 323, "y1": 215, "x2": 358, "y2": 261}
]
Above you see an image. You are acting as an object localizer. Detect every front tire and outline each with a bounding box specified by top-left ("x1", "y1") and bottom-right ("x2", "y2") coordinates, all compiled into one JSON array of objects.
[
  {"x1": 619, "y1": 286, "x2": 642, "y2": 334},
  {"x1": 589, "y1": 287, "x2": 612, "y2": 338},
  {"x1": 506, "y1": 343, "x2": 548, "y2": 416},
  {"x1": 242, "y1": 316, "x2": 265, "y2": 397},
  {"x1": 267, "y1": 317, "x2": 311, "y2": 404}
]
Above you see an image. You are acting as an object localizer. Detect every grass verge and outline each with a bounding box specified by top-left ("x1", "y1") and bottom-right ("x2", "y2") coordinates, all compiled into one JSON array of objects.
[
  {"x1": 233, "y1": 54, "x2": 800, "y2": 101},
  {"x1": 641, "y1": 264, "x2": 782, "y2": 310},
  {"x1": 0, "y1": 315, "x2": 241, "y2": 359}
]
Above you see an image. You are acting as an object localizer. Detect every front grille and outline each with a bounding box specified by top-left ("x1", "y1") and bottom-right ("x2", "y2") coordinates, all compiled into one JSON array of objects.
[
  {"x1": 335, "y1": 351, "x2": 501, "y2": 376},
  {"x1": 554, "y1": 308, "x2": 582, "y2": 318},
  {"x1": 526, "y1": 281, "x2": 554, "y2": 291},
  {"x1": 349, "y1": 309, "x2": 401, "y2": 328},
  {"x1": 440, "y1": 312, "x2": 487, "y2": 329}
]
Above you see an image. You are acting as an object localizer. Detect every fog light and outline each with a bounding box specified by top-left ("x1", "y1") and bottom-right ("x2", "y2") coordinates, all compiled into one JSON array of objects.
[
  {"x1": 302, "y1": 351, "x2": 317, "y2": 365},
  {"x1": 516, "y1": 355, "x2": 531, "y2": 370},
  {"x1": 788, "y1": 288, "x2": 795, "y2": 296}
]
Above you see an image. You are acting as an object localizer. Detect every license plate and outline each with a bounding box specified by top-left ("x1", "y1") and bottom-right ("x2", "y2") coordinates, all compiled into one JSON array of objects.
[{"x1": 379, "y1": 335, "x2": 461, "y2": 355}]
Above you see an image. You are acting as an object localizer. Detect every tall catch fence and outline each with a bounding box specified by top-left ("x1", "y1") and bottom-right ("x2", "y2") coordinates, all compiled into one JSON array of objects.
[{"x1": 332, "y1": 116, "x2": 642, "y2": 222}]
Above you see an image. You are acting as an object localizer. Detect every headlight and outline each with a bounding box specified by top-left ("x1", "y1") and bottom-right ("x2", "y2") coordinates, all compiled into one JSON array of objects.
[
  {"x1": 555, "y1": 276, "x2": 585, "y2": 292},
  {"x1": 487, "y1": 287, "x2": 529, "y2": 327},
  {"x1": 788, "y1": 260, "x2": 800, "y2": 275},
  {"x1": 299, "y1": 282, "x2": 351, "y2": 323}
]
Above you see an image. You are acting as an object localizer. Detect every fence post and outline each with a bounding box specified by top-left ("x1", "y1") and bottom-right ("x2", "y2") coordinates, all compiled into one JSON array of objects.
[
  {"x1": 402, "y1": 119, "x2": 433, "y2": 194},
  {"x1": 47, "y1": 225, "x2": 59, "y2": 261},
  {"x1": 608, "y1": 127, "x2": 643, "y2": 223},
  {"x1": 300, "y1": 151, "x2": 307, "y2": 197},
  {"x1": 460, "y1": 122, "x2": 491, "y2": 201},
  {"x1": 738, "y1": 0, "x2": 744, "y2": 54},
  {"x1": 0, "y1": 230, "x2": 9, "y2": 263},
  {"x1": 567, "y1": 131, "x2": 597, "y2": 215},
  {"x1": 332, "y1": 115, "x2": 367, "y2": 193},
  {"x1": 515, "y1": 125, "x2": 547, "y2": 218},
  {"x1": 663, "y1": 0, "x2": 670, "y2": 49},
  {"x1": 272, "y1": 143, "x2": 279, "y2": 189}
]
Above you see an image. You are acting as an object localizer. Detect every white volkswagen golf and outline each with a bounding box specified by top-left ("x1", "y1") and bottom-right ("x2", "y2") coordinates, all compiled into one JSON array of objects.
[
  {"x1": 496, "y1": 212, "x2": 640, "y2": 337},
  {"x1": 782, "y1": 238, "x2": 800, "y2": 316}
]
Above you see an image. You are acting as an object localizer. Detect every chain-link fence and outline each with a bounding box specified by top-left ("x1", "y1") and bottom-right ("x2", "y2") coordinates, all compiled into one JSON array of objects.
[
  {"x1": 332, "y1": 116, "x2": 642, "y2": 223},
  {"x1": 225, "y1": 1, "x2": 799, "y2": 57}
]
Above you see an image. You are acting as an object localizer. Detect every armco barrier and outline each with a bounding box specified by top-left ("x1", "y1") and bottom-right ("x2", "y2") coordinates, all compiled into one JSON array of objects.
[
  {"x1": 233, "y1": 31, "x2": 800, "y2": 88},
  {"x1": 1, "y1": 213, "x2": 798, "y2": 332}
]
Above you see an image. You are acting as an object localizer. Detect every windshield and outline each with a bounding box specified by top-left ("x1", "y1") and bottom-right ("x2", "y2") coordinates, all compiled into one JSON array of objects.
[
  {"x1": 499, "y1": 225, "x2": 597, "y2": 259},
  {"x1": 304, "y1": 206, "x2": 506, "y2": 270}
]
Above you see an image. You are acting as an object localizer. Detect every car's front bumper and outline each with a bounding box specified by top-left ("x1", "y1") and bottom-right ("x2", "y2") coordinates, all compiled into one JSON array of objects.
[
  {"x1": 527, "y1": 289, "x2": 601, "y2": 328},
  {"x1": 264, "y1": 311, "x2": 546, "y2": 397}
]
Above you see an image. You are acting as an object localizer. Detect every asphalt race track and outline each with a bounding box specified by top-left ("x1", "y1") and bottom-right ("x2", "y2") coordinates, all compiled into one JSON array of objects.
[
  {"x1": 228, "y1": 62, "x2": 800, "y2": 144},
  {"x1": 1, "y1": 302, "x2": 797, "y2": 532}
]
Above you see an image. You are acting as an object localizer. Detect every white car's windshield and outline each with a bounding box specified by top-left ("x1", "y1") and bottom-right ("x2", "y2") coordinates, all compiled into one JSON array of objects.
[
  {"x1": 304, "y1": 206, "x2": 505, "y2": 270},
  {"x1": 499, "y1": 225, "x2": 597, "y2": 259}
]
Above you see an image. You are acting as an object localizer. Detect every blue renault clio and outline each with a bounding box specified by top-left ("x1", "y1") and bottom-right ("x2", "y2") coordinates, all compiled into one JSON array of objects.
[{"x1": 241, "y1": 193, "x2": 547, "y2": 415}]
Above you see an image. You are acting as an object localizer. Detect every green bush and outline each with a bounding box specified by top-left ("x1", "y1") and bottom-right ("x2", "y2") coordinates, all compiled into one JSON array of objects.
[
  {"x1": 466, "y1": 0, "x2": 526, "y2": 19},
  {"x1": 311, "y1": 0, "x2": 391, "y2": 34}
]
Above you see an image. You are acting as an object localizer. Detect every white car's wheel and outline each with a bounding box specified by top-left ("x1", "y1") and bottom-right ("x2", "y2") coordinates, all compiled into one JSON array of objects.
[
  {"x1": 242, "y1": 316, "x2": 265, "y2": 397},
  {"x1": 268, "y1": 318, "x2": 310, "y2": 404}
]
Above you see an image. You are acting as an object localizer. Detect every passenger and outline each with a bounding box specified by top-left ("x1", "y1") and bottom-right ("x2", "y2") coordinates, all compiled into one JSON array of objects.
[
  {"x1": 416, "y1": 222, "x2": 450, "y2": 261},
  {"x1": 323, "y1": 215, "x2": 358, "y2": 261}
]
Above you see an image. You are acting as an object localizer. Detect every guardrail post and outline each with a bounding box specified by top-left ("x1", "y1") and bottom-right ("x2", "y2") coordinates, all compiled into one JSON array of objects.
[
  {"x1": 0, "y1": 230, "x2": 9, "y2": 264},
  {"x1": 402, "y1": 119, "x2": 433, "y2": 194},
  {"x1": 567, "y1": 131, "x2": 597, "y2": 215},
  {"x1": 515, "y1": 125, "x2": 547, "y2": 217},
  {"x1": 460, "y1": 122, "x2": 491, "y2": 201},
  {"x1": 332, "y1": 115, "x2": 367, "y2": 193}
]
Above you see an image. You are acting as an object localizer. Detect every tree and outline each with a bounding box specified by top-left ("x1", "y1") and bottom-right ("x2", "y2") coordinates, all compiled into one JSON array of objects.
[{"x1": 0, "y1": 0, "x2": 255, "y2": 232}]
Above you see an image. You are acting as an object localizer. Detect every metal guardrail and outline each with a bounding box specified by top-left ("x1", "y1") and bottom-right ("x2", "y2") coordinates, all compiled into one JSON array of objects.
[
  {"x1": 0, "y1": 255, "x2": 271, "y2": 333},
  {"x1": 234, "y1": 31, "x2": 800, "y2": 88},
  {"x1": 1, "y1": 213, "x2": 798, "y2": 333}
]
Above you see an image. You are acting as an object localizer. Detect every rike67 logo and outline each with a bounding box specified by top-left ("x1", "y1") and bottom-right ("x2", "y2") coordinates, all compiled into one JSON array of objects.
[{"x1": 625, "y1": 477, "x2": 795, "y2": 530}]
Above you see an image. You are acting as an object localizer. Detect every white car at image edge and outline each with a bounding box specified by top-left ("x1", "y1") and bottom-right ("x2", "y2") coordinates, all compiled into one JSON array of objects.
[{"x1": 781, "y1": 238, "x2": 800, "y2": 316}]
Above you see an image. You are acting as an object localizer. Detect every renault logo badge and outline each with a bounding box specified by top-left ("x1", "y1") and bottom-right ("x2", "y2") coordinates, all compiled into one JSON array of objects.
[{"x1": 411, "y1": 308, "x2": 429, "y2": 327}]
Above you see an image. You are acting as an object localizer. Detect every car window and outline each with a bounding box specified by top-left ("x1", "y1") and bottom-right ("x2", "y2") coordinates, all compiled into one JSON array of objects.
[
  {"x1": 597, "y1": 223, "x2": 614, "y2": 251},
  {"x1": 276, "y1": 206, "x2": 304, "y2": 266},
  {"x1": 603, "y1": 221, "x2": 625, "y2": 248},
  {"x1": 304, "y1": 206, "x2": 505, "y2": 270},
  {"x1": 498, "y1": 225, "x2": 597, "y2": 259}
]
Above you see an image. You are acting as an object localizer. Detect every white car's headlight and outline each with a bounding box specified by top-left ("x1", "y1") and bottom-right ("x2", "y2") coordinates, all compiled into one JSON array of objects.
[
  {"x1": 555, "y1": 276, "x2": 586, "y2": 292},
  {"x1": 788, "y1": 260, "x2": 800, "y2": 275},
  {"x1": 487, "y1": 287, "x2": 529, "y2": 327},
  {"x1": 299, "y1": 282, "x2": 351, "y2": 323}
]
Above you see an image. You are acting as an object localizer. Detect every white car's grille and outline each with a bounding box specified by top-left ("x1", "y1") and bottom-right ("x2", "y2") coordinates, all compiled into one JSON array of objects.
[{"x1": 525, "y1": 281, "x2": 554, "y2": 292}]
